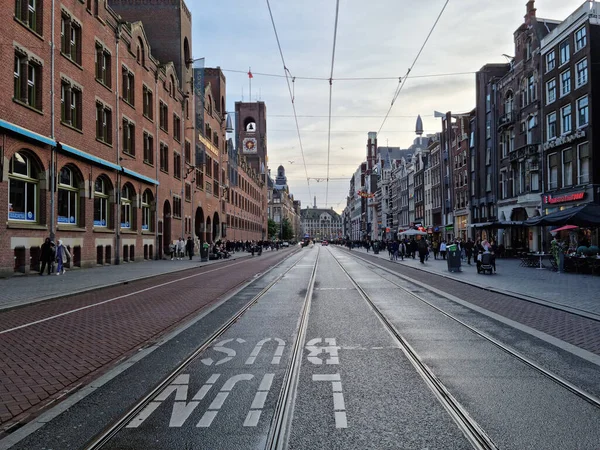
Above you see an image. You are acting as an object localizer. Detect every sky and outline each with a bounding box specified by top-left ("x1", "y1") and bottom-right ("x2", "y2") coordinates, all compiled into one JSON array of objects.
[{"x1": 189, "y1": 0, "x2": 585, "y2": 212}]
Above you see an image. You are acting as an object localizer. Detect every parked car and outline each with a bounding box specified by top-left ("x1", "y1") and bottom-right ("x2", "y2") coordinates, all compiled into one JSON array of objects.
[
  {"x1": 321, "y1": 240, "x2": 329, "y2": 246},
  {"x1": 282, "y1": 241, "x2": 290, "y2": 247}
]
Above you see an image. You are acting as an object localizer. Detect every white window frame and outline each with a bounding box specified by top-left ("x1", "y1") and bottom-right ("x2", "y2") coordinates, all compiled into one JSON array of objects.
[
  {"x1": 560, "y1": 69, "x2": 571, "y2": 97},
  {"x1": 57, "y1": 166, "x2": 78, "y2": 225},
  {"x1": 548, "y1": 152, "x2": 559, "y2": 190},
  {"x1": 560, "y1": 104, "x2": 572, "y2": 135},
  {"x1": 546, "y1": 78, "x2": 556, "y2": 104},
  {"x1": 577, "y1": 142, "x2": 590, "y2": 184},
  {"x1": 576, "y1": 96, "x2": 589, "y2": 128},
  {"x1": 575, "y1": 26, "x2": 587, "y2": 52},
  {"x1": 546, "y1": 50, "x2": 556, "y2": 72},
  {"x1": 559, "y1": 39, "x2": 570, "y2": 66},
  {"x1": 94, "y1": 177, "x2": 109, "y2": 227},
  {"x1": 562, "y1": 148, "x2": 573, "y2": 188},
  {"x1": 576, "y1": 58, "x2": 588, "y2": 88},
  {"x1": 546, "y1": 112, "x2": 557, "y2": 140}
]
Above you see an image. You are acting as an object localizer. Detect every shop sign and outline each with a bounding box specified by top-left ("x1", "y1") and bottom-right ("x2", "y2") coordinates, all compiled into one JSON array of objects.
[
  {"x1": 542, "y1": 191, "x2": 585, "y2": 205},
  {"x1": 543, "y1": 129, "x2": 586, "y2": 151}
]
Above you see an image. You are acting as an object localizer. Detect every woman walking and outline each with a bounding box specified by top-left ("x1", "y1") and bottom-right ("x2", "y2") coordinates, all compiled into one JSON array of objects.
[{"x1": 56, "y1": 240, "x2": 71, "y2": 275}]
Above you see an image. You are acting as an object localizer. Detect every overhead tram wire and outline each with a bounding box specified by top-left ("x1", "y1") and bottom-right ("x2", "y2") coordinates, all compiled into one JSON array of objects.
[
  {"x1": 265, "y1": 0, "x2": 312, "y2": 200},
  {"x1": 377, "y1": 0, "x2": 450, "y2": 137},
  {"x1": 326, "y1": 0, "x2": 341, "y2": 207}
]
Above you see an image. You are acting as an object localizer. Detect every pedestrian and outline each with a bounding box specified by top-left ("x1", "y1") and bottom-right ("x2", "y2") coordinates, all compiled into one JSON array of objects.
[
  {"x1": 417, "y1": 237, "x2": 428, "y2": 264},
  {"x1": 465, "y1": 238, "x2": 474, "y2": 265},
  {"x1": 177, "y1": 237, "x2": 185, "y2": 260},
  {"x1": 186, "y1": 236, "x2": 194, "y2": 260},
  {"x1": 55, "y1": 239, "x2": 71, "y2": 275},
  {"x1": 440, "y1": 240, "x2": 447, "y2": 260},
  {"x1": 39, "y1": 238, "x2": 54, "y2": 275},
  {"x1": 433, "y1": 241, "x2": 439, "y2": 260},
  {"x1": 169, "y1": 242, "x2": 176, "y2": 260}
]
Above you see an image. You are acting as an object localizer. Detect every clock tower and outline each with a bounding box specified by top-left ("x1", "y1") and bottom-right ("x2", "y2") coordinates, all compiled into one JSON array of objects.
[{"x1": 235, "y1": 101, "x2": 267, "y2": 175}]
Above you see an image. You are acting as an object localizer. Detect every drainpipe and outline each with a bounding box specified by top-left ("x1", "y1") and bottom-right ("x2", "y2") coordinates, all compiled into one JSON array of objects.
[
  {"x1": 49, "y1": 0, "x2": 56, "y2": 241},
  {"x1": 115, "y1": 22, "x2": 122, "y2": 265},
  {"x1": 155, "y1": 72, "x2": 160, "y2": 259}
]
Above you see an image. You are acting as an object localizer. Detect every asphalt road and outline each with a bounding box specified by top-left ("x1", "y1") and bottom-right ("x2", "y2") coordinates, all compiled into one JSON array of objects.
[{"x1": 3, "y1": 245, "x2": 600, "y2": 449}]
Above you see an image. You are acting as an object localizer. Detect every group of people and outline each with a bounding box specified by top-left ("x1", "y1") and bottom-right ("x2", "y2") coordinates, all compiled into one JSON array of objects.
[
  {"x1": 167, "y1": 238, "x2": 287, "y2": 261},
  {"x1": 39, "y1": 238, "x2": 72, "y2": 276}
]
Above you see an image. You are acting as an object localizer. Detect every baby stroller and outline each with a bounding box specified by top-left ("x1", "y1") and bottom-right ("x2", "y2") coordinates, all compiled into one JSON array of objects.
[{"x1": 477, "y1": 252, "x2": 494, "y2": 274}]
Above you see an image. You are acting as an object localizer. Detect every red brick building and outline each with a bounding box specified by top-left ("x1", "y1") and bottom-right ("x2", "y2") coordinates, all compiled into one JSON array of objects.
[{"x1": 0, "y1": 0, "x2": 266, "y2": 275}]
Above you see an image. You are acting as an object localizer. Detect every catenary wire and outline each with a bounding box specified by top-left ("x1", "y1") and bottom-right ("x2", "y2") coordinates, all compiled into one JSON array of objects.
[
  {"x1": 265, "y1": 0, "x2": 312, "y2": 200},
  {"x1": 377, "y1": 0, "x2": 450, "y2": 136},
  {"x1": 326, "y1": 0, "x2": 341, "y2": 207}
]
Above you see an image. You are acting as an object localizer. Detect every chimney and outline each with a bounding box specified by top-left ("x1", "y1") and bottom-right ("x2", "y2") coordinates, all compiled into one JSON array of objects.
[{"x1": 525, "y1": 0, "x2": 536, "y2": 21}]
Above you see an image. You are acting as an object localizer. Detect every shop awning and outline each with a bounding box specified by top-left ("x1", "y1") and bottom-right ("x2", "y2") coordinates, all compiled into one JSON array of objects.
[{"x1": 524, "y1": 203, "x2": 600, "y2": 227}]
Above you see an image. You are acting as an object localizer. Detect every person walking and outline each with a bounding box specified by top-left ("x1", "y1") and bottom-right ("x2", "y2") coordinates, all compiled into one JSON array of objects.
[
  {"x1": 176, "y1": 238, "x2": 185, "y2": 260},
  {"x1": 55, "y1": 240, "x2": 71, "y2": 275},
  {"x1": 418, "y1": 238, "x2": 428, "y2": 264},
  {"x1": 440, "y1": 240, "x2": 447, "y2": 260},
  {"x1": 186, "y1": 236, "x2": 195, "y2": 260},
  {"x1": 465, "y1": 238, "x2": 474, "y2": 265},
  {"x1": 39, "y1": 238, "x2": 55, "y2": 275}
]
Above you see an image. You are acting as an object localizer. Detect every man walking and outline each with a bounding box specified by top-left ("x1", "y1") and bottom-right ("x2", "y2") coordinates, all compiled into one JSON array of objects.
[
  {"x1": 465, "y1": 238, "x2": 474, "y2": 265},
  {"x1": 39, "y1": 238, "x2": 54, "y2": 275},
  {"x1": 186, "y1": 236, "x2": 195, "y2": 260}
]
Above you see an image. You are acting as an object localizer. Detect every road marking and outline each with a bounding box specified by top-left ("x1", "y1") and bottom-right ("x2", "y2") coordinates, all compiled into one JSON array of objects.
[
  {"x1": 197, "y1": 374, "x2": 254, "y2": 427},
  {"x1": 201, "y1": 338, "x2": 246, "y2": 366},
  {"x1": 245, "y1": 338, "x2": 286, "y2": 364},
  {"x1": 313, "y1": 373, "x2": 348, "y2": 429},
  {"x1": 1, "y1": 260, "x2": 250, "y2": 335},
  {"x1": 126, "y1": 373, "x2": 221, "y2": 428},
  {"x1": 306, "y1": 338, "x2": 340, "y2": 364},
  {"x1": 244, "y1": 373, "x2": 275, "y2": 427}
]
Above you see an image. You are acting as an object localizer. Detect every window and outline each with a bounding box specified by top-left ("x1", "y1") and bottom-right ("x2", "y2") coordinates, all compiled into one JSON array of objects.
[
  {"x1": 96, "y1": 102, "x2": 112, "y2": 144},
  {"x1": 485, "y1": 147, "x2": 491, "y2": 166},
  {"x1": 485, "y1": 120, "x2": 491, "y2": 139},
  {"x1": 159, "y1": 101, "x2": 168, "y2": 131},
  {"x1": 547, "y1": 112, "x2": 557, "y2": 140},
  {"x1": 95, "y1": 44, "x2": 111, "y2": 87},
  {"x1": 576, "y1": 59, "x2": 588, "y2": 88},
  {"x1": 122, "y1": 118, "x2": 135, "y2": 156},
  {"x1": 174, "y1": 153, "x2": 181, "y2": 179},
  {"x1": 184, "y1": 140, "x2": 191, "y2": 165},
  {"x1": 525, "y1": 38, "x2": 532, "y2": 60},
  {"x1": 577, "y1": 96, "x2": 589, "y2": 128},
  {"x1": 185, "y1": 183, "x2": 191, "y2": 201},
  {"x1": 94, "y1": 177, "x2": 109, "y2": 227},
  {"x1": 196, "y1": 169, "x2": 203, "y2": 190},
  {"x1": 546, "y1": 51, "x2": 556, "y2": 72},
  {"x1": 143, "y1": 132, "x2": 154, "y2": 165},
  {"x1": 142, "y1": 190, "x2": 152, "y2": 231},
  {"x1": 57, "y1": 166, "x2": 78, "y2": 225},
  {"x1": 528, "y1": 75, "x2": 535, "y2": 103},
  {"x1": 562, "y1": 149, "x2": 573, "y2": 187},
  {"x1": 13, "y1": 53, "x2": 42, "y2": 111},
  {"x1": 548, "y1": 153, "x2": 558, "y2": 189},
  {"x1": 142, "y1": 85, "x2": 153, "y2": 119},
  {"x1": 500, "y1": 170, "x2": 508, "y2": 199},
  {"x1": 60, "y1": 14, "x2": 81, "y2": 64},
  {"x1": 173, "y1": 196, "x2": 182, "y2": 219},
  {"x1": 545, "y1": 78, "x2": 556, "y2": 105},
  {"x1": 120, "y1": 184, "x2": 133, "y2": 229},
  {"x1": 577, "y1": 142, "x2": 589, "y2": 184},
  {"x1": 160, "y1": 143, "x2": 169, "y2": 172},
  {"x1": 575, "y1": 26, "x2": 587, "y2": 52},
  {"x1": 526, "y1": 115, "x2": 536, "y2": 145},
  {"x1": 485, "y1": 167, "x2": 492, "y2": 192},
  {"x1": 559, "y1": 39, "x2": 570, "y2": 66},
  {"x1": 173, "y1": 114, "x2": 181, "y2": 141},
  {"x1": 560, "y1": 104, "x2": 572, "y2": 135},
  {"x1": 520, "y1": 78, "x2": 527, "y2": 108},
  {"x1": 8, "y1": 152, "x2": 38, "y2": 222},
  {"x1": 15, "y1": 0, "x2": 42, "y2": 34},
  {"x1": 122, "y1": 67, "x2": 134, "y2": 105},
  {"x1": 60, "y1": 82, "x2": 82, "y2": 130},
  {"x1": 560, "y1": 70, "x2": 571, "y2": 97}
]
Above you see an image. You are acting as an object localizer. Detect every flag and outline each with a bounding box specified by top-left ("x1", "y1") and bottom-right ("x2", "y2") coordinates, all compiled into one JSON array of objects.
[{"x1": 248, "y1": 68, "x2": 253, "y2": 79}]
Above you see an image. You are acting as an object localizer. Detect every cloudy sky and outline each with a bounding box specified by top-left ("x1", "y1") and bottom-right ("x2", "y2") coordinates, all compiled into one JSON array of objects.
[{"x1": 189, "y1": 0, "x2": 584, "y2": 212}]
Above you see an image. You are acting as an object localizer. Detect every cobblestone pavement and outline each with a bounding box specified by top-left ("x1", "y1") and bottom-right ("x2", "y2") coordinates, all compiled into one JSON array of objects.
[
  {"x1": 346, "y1": 246, "x2": 600, "y2": 316},
  {"x1": 0, "y1": 251, "x2": 255, "y2": 311},
  {"x1": 0, "y1": 249, "x2": 292, "y2": 429}
]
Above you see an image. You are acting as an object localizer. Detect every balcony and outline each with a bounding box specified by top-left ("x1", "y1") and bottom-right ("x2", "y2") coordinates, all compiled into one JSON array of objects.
[{"x1": 498, "y1": 111, "x2": 516, "y2": 130}]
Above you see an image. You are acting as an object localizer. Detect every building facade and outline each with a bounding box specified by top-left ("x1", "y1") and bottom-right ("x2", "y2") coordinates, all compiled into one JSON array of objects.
[{"x1": 301, "y1": 206, "x2": 343, "y2": 241}]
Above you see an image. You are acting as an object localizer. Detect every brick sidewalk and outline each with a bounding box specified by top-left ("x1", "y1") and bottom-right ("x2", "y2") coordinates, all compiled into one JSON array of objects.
[
  {"x1": 346, "y1": 246, "x2": 600, "y2": 316},
  {"x1": 0, "y1": 251, "x2": 255, "y2": 311}
]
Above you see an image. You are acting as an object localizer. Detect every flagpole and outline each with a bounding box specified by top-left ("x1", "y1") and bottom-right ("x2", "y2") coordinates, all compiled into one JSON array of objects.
[{"x1": 249, "y1": 67, "x2": 252, "y2": 102}]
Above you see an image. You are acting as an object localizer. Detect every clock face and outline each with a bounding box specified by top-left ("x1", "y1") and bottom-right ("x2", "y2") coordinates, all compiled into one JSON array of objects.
[{"x1": 243, "y1": 138, "x2": 257, "y2": 154}]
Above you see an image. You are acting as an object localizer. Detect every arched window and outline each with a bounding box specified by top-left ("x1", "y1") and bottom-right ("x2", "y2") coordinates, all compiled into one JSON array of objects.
[
  {"x1": 57, "y1": 166, "x2": 79, "y2": 225},
  {"x1": 208, "y1": 95, "x2": 213, "y2": 115},
  {"x1": 137, "y1": 37, "x2": 145, "y2": 66},
  {"x1": 505, "y1": 91, "x2": 514, "y2": 116},
  {"x1": 142, "y1": 189, "x2": 153, "y2": 231},
  {"x1": 121, "y1": 183, "x2": 133, "y2": 229},
  {"x1": 8, "y1": 152, "x2": 38, "y2": 222},
  {"x1": 94, "y1": 176, "x2": 110, "y2": 227}
]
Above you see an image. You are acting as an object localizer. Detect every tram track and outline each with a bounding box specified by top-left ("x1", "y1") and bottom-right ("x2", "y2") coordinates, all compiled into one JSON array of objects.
[
  {"x1": 330, "y1": 249, "x2": 498, "y2": 450},
  {"x1": 84, "y1": 248, "x2": 320, "y2": 450},
  {"x1": 330, "y1": 247, "x2": 600, "y2": 448}
]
